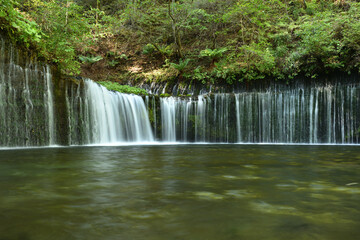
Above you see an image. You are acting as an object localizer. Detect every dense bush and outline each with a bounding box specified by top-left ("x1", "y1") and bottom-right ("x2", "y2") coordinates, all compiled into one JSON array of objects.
[{"x1": 1, "y1": 0, "x2": 360, "y2": 83}]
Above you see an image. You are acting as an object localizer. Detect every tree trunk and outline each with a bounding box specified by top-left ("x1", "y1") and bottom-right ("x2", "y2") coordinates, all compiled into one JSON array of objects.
[{"x1": 168, "y1": 0, "x2": 183, "y2": 59}]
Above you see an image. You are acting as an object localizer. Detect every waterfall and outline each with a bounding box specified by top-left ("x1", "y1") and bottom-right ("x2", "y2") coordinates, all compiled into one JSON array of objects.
[
  {"x1": 160, "y1": 97, "x2": 177, "y2": 141},
  {"x1": 158, "y1": 82, "x2": 359, "y2": 144},
  {"x1": 234, "y1": 83, "x2": 359, "y2": 144},
  {"x1": 66, "y1": 79, "x2": 154, "y2": 144},
  {"x1": 159, "y1": 94, "x2": 235, "y2": 142},
  {"x1": 0, "y1": 30, "x2": 359, "y2": 146},
  {"x1": 0, "y1": 36, "x2": 55, "y2": 147}
]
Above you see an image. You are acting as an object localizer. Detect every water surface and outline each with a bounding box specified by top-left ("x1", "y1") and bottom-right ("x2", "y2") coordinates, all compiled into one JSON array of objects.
[{"x1": 0, "y1": 145, "x2": 359, "y2": 239}]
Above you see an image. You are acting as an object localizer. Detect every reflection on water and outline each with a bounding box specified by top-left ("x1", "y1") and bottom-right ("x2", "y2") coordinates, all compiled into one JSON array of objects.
[{"x1": 0, "y1": 145, "x2": 359, "y2": 239}]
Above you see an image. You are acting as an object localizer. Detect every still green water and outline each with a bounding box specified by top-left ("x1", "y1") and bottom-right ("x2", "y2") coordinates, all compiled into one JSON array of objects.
[{"x1": 0, "y1": 145, "x2": 359, "y2": 240}]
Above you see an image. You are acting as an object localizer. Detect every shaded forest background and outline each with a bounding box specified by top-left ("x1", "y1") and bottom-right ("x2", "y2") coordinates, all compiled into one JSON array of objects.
[{"x1": 1, "y1": 0, "x2": 360, "y2": 86}]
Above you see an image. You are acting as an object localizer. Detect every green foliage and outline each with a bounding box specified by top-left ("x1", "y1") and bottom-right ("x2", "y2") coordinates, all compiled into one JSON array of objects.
[
  {"x1": 107, "y1": 60, "x2": 119, "y2": 67},
  {"x1": 237, "y1": 42, "x2": 276, "y2": 81},
  {"x1": 157, "y1": 45, "x2": 173, "y2": 57},
  {"x1": 24, "y1": 0, "x2": 91, "y2": 74},
  {"x1": 3, "y1": 0, "x2": 360, "y2": 83},
  {"x1": 191, "y1": 67, "x2": 212, "y2": 84},
  {"x1": 143, "y1": 44, "x2": 156, "y2": 55},
  {"x1": 211, "y1": 61, "x2": 237, "y2": 84},
  {"x1": 0, "y1": 0, "x2": 43, "y2": 47},
  {"x1": 199, "y1": 48, "x2": 228, "y2": 61},
  {"x1": 119, "y1": 54, "x2": 128, "y2": 60},
  {"x1": 170, "y1": 59, "x2": 190, "y2": 73},
  {"x1": 98, "y1": 81, "x2": 148, "y2": 95},
  {"x1": 79, "y1": 55, "x2": 103, "y2": 64}
]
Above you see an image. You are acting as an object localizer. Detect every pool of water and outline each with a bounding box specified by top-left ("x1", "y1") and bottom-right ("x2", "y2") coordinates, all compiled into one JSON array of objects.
[{"x1": 0, "y1": 145, "x2": 359, "y2": 240}]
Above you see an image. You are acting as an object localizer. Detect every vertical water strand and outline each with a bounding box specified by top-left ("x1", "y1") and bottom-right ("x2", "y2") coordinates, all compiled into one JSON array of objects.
[
  {"x1": 6, "y1": 43, "x2": 15, "y2": 145},
  {"x1": 284, "y1": 90, "x2": 289, "y2": 142},
  {"x1": 314, "y1": 88, "x2": 319, "y2": 143},
  {"x1": 225, "y1": 94, "x2": 230, "y2": 142},
  {"x1": 249, "y1": 93, "x2": 252, "y2": 142},
  {"x1": 266, "y1": 91, "x2": 272, "y2": 142},
  {"x1": 260, "y1": 92, "x2": 266, "y2": 142},
  {"x1": 106, "y1": 92, "x2": 121, "y2": 141},
  {"x1": 309, "y1": 88, "x2": 314, "y2": 143},
  {"x1": 352, "y1": 85, "x2": 359, "y2": 143},
  {"x1": 333, "y1": 86, "x2": 337, "y2": 143},
  {"x1": 300, "y1": 88, "x2": 306, "y2": 143},
  {"x1": 0, "y1": 37, "x2": 5, "y2": 144},
  {"x1": 177, "y1": 98, "x2": 188, "y2": 141},
  {"x1": 23, "y1": 63, "x2": 33, "y2": 146},
  {"x1": 195, "y1": 95, "x2": 206, "y2": 142},
  {"x1": 83, "y1": 83, "x2": 91, "y2": 144},
  {"x1": 340, "y1": 88, "x2": 345, "y2": 143},
  {"x1": 10, "y1": 45, "x2": 22, "y2": 145},
  {"x1": 176, "y1": 99, "x2": 183, "y2": 141},
  {"x1": 65, "y1": 84, "x2": 72, "y2": 144},
  {"x1": 241, "y1": 94, "x2": 246, "y2": 142},
  {"x1": 326, "y1": 86, "x2": 333, "y2": 143},
  {"x1": 238, "y1": 94, "x2": 244, "y2": 142},
  {"x1": 213, "y1": 94, "x2": 218, "y2": 140},
  {"x1": 277, "y1": 92, "x2": 283, "y2": 142},
  {"x1": 346, "y1": 85, "x2": 351, "y2": 143},
  {"x1": 235, "y1": 94, "x2": 241, "y2": 142},
  {"x1": 124, "y1": 93, "x2": 153, "y2": 141},
  {"x1": 183, "y1": 98, "x2": 191, "y2": 141},
  {"x1": 66, "y1": 83, "x2": 89, "y2": 145},
  {"x1": 206, "y1": 96, "x2": 211, "y2": 142},
  {"x1": 347, "y1": 85, "x2": 352, "y2": 143},
  {"x1": 220, "y1": 94, "x2": 225, "y2": 141},
  {"x1": 152, "y1": 96, "x2": 157, "y2": 140},
  {"x1": 355, "y1": 85, "x2": 360, "y2": 143},
  {"x1": 86, "y1": 81, "x2": 106, "y2": 142},
  {"x1": 290, "y1": 90, "x2": 296, "y2": 143},
  {"x1": 160, "y1": 97, "x2": 176, "y2": 141},
  {"x1": 44, "y1": 65, "x2": 55, "y2": 145},
  {"x1": 145, "y1": 95, "x2": 149, "y2": 114},
  {"x1": 187, "y1": 99, "x2": 195, "y2": 141}
]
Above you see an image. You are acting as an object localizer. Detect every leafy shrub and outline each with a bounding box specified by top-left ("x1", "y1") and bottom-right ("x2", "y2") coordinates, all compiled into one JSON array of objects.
[
  {"x1": 170, "y1": 59, "x2": 191, "y2": 73},
  {"x1": 79, "y1": 55, "x2": 103, "y2": 64},
  {"x1": 191, "y1": 67, "x2": 212, "y2": 84},
  {"x1": 143, "y1": 43, "x2": 155, "y2": 55},
  {"x1": 158, "y1": 44, "x2": 173, "y2": 57},
  {"x1": 0, "y1": 0, "x2": 42, "y2": 47},
  {"x1": 118, "y1": 54, "x2": 128, "y2": 60},
  {"x1": 107, "y1": 60, "x2": 119, "y2": 67},
  {"x1": 199, "y1": 47, "x2": 228, "y2": 61}
]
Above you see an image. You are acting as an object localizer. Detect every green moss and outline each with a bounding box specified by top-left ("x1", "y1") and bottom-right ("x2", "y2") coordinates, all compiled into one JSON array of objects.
[
  {"x1": 98, "y1": 81, "x2": 148, "y2": 95},
  {"x1": 159, "y1": 93, "x2": 171, "y2": 97}
]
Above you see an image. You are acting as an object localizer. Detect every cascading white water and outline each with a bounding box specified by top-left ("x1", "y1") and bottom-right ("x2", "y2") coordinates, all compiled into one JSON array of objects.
[
  {"x1": 234, "y1": 84, "x2": 359, "y2": 144},
  {"x1": 159, "y1": 83, "x2": 359, "y2": 144},
  {"x1": 0, "y1": 36, "x2": 55, "y2": 147},
  {"x1": 160, "y1": 97, "x2": 177, "y2": 141},
  {"x1": 159, "y1": 94, "x2": 234, "y2": 142},
  {"x1": 66, "y1": 79, "x2": 154, "y2": 144}
]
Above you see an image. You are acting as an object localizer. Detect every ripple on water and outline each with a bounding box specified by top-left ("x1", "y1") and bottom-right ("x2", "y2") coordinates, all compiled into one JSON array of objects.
[
  {"x1": 193, "y1": 191, "x2": 224, "y2": 200},
  {"x1": 251, "y1": 201, "x2": 298, "y2": 215}
]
